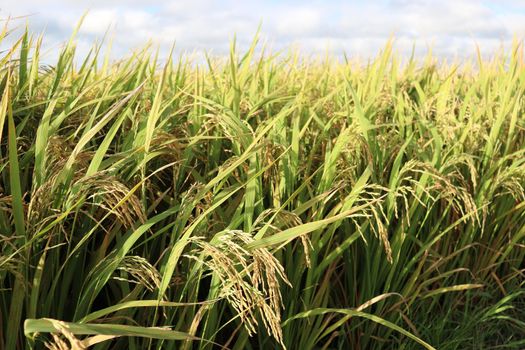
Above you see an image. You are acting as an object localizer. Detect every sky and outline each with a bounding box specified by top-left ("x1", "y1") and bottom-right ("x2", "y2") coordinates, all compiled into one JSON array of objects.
[{"x1": 1, "y1": 0, "x2": 525, "y2": 62}]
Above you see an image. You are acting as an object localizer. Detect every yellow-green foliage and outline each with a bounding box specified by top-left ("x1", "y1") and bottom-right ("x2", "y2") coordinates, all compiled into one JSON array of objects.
[{"x1": 1, "y1": 22, "x2": 524, "y2": 349}]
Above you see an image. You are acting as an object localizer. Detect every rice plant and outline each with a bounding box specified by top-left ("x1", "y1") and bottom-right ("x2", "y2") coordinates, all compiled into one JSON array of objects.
[{"x1": 1, "y1": 21, "x2": 524, "y2": 349}]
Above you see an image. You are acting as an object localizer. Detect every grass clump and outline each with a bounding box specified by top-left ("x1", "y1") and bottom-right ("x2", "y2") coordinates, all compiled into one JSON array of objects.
[{"x1": 1, "y1": 21, "x2": 524, "y2": 349}]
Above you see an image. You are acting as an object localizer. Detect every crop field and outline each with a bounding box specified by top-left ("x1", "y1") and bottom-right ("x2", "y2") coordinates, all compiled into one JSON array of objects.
[{"x1": 1, "y1": 22, "x2": 525, "y2": 349}]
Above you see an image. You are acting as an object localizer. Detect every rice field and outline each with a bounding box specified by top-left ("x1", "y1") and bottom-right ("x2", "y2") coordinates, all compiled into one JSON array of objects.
[{"x1": 1, "y1": 21, "x2": 525, "y2": 349}]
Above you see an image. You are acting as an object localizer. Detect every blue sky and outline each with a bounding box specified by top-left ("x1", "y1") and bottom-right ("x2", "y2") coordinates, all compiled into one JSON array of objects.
[{"x1": 1, "y1": 0, "x2": 525, "y2": 61}]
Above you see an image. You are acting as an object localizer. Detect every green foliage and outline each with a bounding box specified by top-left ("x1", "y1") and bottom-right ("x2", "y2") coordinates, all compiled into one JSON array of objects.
[{"x1": 0, "y1": 24, "x2": 524, "y2": 349}]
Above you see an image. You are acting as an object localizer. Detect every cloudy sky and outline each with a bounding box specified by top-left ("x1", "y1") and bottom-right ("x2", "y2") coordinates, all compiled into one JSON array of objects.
[{"x1": 1, "y1": 0, "x2": 525, "y2": 62}]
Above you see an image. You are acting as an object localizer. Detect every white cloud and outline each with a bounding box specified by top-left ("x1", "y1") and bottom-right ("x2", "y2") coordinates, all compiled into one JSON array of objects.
[
  {"x1": 82, "y1": 9, "x2": 117, "y2": 35},
  {"x1": 274, "y1": 7, "x2": 323, "y2": 37},
  {"x1": 1, "y1": 0, "x2": 524, "y2": 62}
]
